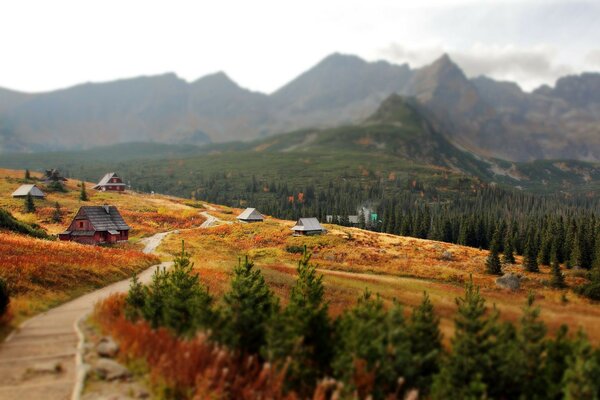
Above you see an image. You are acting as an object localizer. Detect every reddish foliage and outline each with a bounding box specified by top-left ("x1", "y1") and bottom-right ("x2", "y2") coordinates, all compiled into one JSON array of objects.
[{"x1": 94, "y1": 294, "x2": 298, "y2": 400}]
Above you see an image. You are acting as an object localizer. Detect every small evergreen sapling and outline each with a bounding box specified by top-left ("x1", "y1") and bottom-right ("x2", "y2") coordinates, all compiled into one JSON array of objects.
[
  {"x1": 219, "y1": 256, "x2": 276, "y2": 355},
  {"x1": 0, "y1": 277, "x2": 9, "y2": 319},
  {"x1": 80, "y1": 181, "x2": 88, "y2": 201},
  {"x1": 125, "y1": 273, "x2": 146, "y2": 321},
  {"x1": 24, "y1": 193, "x2": 35, "y2": 213},
  {"x1": 51, "y1": 202, "x2": 62, "y2": 223}
]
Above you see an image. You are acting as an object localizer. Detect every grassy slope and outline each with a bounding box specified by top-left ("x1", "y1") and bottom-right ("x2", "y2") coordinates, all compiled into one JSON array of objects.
[
  {"x1": 158, "y1": 204, "x2": 600, "y2": 345},
  {"x1": 0, "y1": 168, "x2": 208, "y2": 333}
]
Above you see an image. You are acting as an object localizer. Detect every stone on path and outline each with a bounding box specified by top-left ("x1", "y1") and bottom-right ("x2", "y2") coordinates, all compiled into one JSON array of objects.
[
  {"x1": 94, "y1": 359, "x2": 131, "y2": 381},
  {"x1": 96, "y1": 337, "x2": 119, "y2": 358}
]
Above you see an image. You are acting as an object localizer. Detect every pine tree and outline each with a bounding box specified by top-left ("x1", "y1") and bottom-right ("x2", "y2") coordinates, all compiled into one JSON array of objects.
[
  {"x1": 0, "y1": 277, "x2": 9, "y2": 318},
  {"x1": 125, "y1": 273, "x2": 145, "y2": 321},
  {"x1": 408, "y1": 292, "x2": 442, "y2": 392},
  {"x1": 544, "y1": 325, "x2": 572, "y2": 400},
  {"x1": 503, "y1": 233, "x2": 516, "y2": 265},
  {"x1": 24, "y1": 193, "x2": 35, "y2": 213},
  {"x1": 164, "y1": 241, "x2": 213, "y2": 336},
  {"x1": 562, "y1": 331, "x2": 600, "y2": 399},
  {"x1": 517, "y1": 293, "x2": 547, "y2": 399},
  {"x1": 142, "y1": 266, "x2": 169, "y2": 329},
  {"x1": 265, "y1": 247, "x2": 332, "y2": 394},
  {"x1": 431, "y1": 278, "x2": 497, "y2": 399},
  {"x1": 24, "y1": 169, "x2": 31, "y2": 181},
  {"x1": 486, "y1": 247, "x2": 503, "y2": 275},
  {"x1": 79, "y1": 181, "x2": 88, "y2": 201},
  {"x1": 550, "y1": 258, "x2": 566, "y2": 289},
  {"x1": 51, "y1": 202, "x2": 62, "y2": 223},
  {"x1": 219, "y1": 256, "x2": 276, "y2": 355},
  {"x1": 524, "y1": 237, "x2": 539, "y2": 273}
]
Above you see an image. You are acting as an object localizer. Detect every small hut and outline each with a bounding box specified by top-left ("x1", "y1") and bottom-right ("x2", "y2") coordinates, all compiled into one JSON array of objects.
[
  {"x1": 291, "y1": 218, "x2": 325, "y2": 236},
  {"x1": 93, "y1": 173, "x2": 126, "y2": 192},
  {"x1": 11, "y1": 184, "x2": 45, "y2": 198},
  {"x1": 237, "y1": 208, "x2": 264, "y2": 223},
  {"x1": 59, "y1": 205, "x2": 130, "y2": 244}
]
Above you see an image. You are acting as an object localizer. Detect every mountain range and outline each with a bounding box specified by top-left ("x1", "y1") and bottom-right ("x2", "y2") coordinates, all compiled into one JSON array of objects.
[{"x1": 1, "y1": 52, "x2": 599, "y2": 162}]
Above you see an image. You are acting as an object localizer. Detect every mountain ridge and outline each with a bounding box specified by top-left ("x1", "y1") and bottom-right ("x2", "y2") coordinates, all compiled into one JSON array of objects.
[{"x1": 1, "y1": 52, "x2": 599, "y2": 162}]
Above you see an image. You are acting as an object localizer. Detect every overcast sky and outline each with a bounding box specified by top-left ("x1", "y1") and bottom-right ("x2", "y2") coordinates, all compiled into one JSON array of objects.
[{"x1": 1, "y1": 0, "x2": 598, "y2": 94}]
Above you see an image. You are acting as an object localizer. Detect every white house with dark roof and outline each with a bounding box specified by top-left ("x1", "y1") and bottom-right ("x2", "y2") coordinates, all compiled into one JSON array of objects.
[
  {"x1": 11, "y1": 184, "x2": 45, "y2": 198},
  {"x1": 237, "y1": 208, "x2": 264, "y2": 223},
  {"x1": 291, "y1": 217, "x2": 326, "y2": 235},
  {"x1": 93, "y1": 173, "x2": 126, "y2": 192}
]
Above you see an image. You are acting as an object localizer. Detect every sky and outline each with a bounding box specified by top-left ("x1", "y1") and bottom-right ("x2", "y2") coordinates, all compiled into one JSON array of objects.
[{"x1": 0, "y1": 0, "x2": 599, "y2": 94}]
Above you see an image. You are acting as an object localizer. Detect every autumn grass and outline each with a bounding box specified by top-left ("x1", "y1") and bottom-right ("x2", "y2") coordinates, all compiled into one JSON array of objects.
[
  {"x1": 0, "y1": 232, "x2": 159, "y2": 329},
  {"x1": 159, "y1": 206, "x2": 600, "y2": 345},
  {"x1": 0, "y1": 168, "x2": 206, "y2": 240}
]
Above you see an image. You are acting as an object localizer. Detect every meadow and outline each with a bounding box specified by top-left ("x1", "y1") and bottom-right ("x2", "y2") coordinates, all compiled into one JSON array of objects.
[{"x1": 159, "y1": 204, "x2": 600, "y2": 344}]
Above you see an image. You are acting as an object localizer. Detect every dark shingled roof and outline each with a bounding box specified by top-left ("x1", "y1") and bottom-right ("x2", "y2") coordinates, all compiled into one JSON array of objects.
[{"x1": 79, "y1": 206, "x2": 130, "y2": 231}]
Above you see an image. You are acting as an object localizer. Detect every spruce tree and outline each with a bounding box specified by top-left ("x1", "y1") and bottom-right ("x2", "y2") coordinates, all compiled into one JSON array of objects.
[
  {"x1": 431, "y1": 278, "x2": 497, "y2": 399},
  {"x1": 164, "y1": 241, "x2": 213, "y2": 336},
  {"x1": 24, "y1": 169, "x2": 31, "y2": 181},
  {"x1": 219, "y1": 256, "x2": 276, "y2": 355},
  {"x1": 503, "y1": 234, "x2": 516, "y2": 265},
  {"x1": 51, "y1": 202, "x2": 62, "y2": 223},
  {"x1": 524, "y1": 237, "x2": 539, "y2": 272},
  {"x1": 79, "y1": 181, "x2": 88, "y2": 201},
  {"x1": 562, "y1": 332, "x2": 600, "y2": 399},
  {"x1": 24, "y1": 193, "x2": 35, "y2": 213},
  {"x1": 125, "y1": 273, "x2": 145, "y2": 321},
  {"x1": 550, "y1": 258, "x2": 566, "y2": 289},
  {"x1": 0, "y1": 277, "x2": 9, "y2": 319},
  {"x1": 544, "y1": 325, "x2": 572, "y2": 400},
  {"x1": 142, "y1": 266, "x2": 169, "y2": 328},
  {"x1": 265, "y1": 247, "x2": 332, "y2": 395},
  {"x1": 408, "y1": 292, "x2": 442, "y2": 392},
  {"x1": 486, "y1": 226, "x2": 502, "y2": 275},
  {"x1": 516, "y1": 293, "x2": 547, "y2": 399}
]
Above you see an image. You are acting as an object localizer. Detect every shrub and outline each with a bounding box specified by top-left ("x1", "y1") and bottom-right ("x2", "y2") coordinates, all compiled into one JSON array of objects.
[
  {"x1": 0, "y1": 277, "x2": 9, "y2": 318},
  {"x1": 0, "y1": 208, "x2": 48, "y2": 238},
  {"x1": 285, "y1": 245, "x2": 305, "y2": 254}
]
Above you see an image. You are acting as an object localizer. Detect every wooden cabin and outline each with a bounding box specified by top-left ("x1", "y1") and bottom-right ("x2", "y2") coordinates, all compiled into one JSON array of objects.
[
  {"x1": 291, "y1": 218, "x2": 325, "y2": 236},
  {"x1": 93, "y1": 173, "x2": 126, "y2": 192},
  {"x1": 237, "y1": 208, "x2": 264, "y2": 223},
  {"x1": 59, "y1": 205, "x2": 130, "y2": 245},
  {"x1": 12, "y1": 184, "x2": 45, "y2": 198}
]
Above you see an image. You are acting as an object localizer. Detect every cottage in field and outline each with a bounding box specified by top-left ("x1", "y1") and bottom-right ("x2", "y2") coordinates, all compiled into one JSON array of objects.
[
  {"x1": 43, "y1": 169, "x2": 68, "y2": 184},
  {"x1": 291, "y1": 217, "x2": 325, "y2": 236},
  {"x1": 237, "y1": 208, "x2": 264, "y2": 223},
  {"x1": 59, "y1": 205, "x2": 130, "y2": 244},
  {"x1": 11, "y1": 184, "x2": 45, "y2": 199},
  {"x1": 93, "y1": 173, "x2": 126, "y2": 192}
]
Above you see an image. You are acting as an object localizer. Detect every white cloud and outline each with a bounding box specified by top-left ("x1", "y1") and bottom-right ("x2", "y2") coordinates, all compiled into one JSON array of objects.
[{"x1": 379, "y1": 43, "x2": 574, "y2": 91}]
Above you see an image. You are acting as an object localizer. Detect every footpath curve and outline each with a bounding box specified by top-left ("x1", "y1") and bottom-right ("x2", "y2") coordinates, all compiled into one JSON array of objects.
[{"x1": 0, "y1": 231, "x2": 173, "y2": 400}]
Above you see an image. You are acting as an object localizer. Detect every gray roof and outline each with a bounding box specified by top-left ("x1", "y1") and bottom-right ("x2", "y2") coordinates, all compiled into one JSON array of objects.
[
  {"x1": 291, "y1": 218, "x2": 324, "y2": 232},
  {"x1": 237, "y1": 208, "x2": 264, "y2": 221},
  {"x1": 93, "y1": 172, "x2": 125, "y2": 188},
  {"x1": 77, "y1": 206, "x2": 130, "y2": 231},
  {"x1": 12, "y1": 184, "x2": 45, "y2": 198}
]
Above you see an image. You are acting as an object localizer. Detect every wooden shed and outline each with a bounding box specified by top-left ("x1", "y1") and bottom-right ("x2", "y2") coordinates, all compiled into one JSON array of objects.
[
  {"x1": 237, "y1": 208, "x2": 264, "y2": 223},
  {"x1": 59, "y1": 205, "x2": 130, "y2": 244},
  {"x1": 11, "y1": 184, "x2": 46, "y2": 198},
  {"x1": 291, "y1": 218, "x2": 326, "y2": 236}
]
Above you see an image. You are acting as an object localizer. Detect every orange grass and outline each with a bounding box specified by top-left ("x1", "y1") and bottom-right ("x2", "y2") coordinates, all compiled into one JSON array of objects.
[
  {"x1": 0, "y1": 232, "x2": 158, "y2": 323},
  {"x1": 94, "y1": 294, "x2": 297, "y2": 400},
  {"x1": 159, "y1": 212, "x2": 600, "y2": 345}
]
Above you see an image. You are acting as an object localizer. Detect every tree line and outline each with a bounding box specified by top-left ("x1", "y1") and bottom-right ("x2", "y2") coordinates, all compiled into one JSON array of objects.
[{"x1": 122, "y1": 244, "x2": 600, "y2": 399}]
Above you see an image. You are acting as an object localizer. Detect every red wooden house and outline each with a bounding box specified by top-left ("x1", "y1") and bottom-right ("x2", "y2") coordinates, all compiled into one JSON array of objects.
[
  {"x1": 93, "y1": 172, "x2": 126, "y2": 192},
  {"x1": 59, "y1": 205, "x2": 130, "y2": 245}
]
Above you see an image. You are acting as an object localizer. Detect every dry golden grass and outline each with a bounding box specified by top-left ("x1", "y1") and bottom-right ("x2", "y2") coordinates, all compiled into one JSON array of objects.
[
  {"x1": 0, "y1": 168, "x2": 206, "y2": 240},
  {"x1": 160, "y1": 207, "x2": 600, "y2": 345},
  {"x1": 0, "y1": 232, "x2": 159, "y2": 324}
]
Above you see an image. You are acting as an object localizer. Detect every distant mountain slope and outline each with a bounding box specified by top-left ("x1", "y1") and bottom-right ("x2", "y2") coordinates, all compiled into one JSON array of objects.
[
  {"x1": 3, "y1": 94, "x2": 597, "y2": 195},
  {"x1": 1, "y1": 53, "x2": 600, "y2": 163}
]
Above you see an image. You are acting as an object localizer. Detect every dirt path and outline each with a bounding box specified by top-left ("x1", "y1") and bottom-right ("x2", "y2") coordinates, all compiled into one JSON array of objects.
[{"x1": 0, "y1": 231, "x2": 173, "y2": 400}]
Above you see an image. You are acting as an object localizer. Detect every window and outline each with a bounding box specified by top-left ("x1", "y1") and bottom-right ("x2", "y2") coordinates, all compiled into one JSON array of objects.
[{"x1": 79, "y1": 221, "x2": 84, "y2": 228}]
